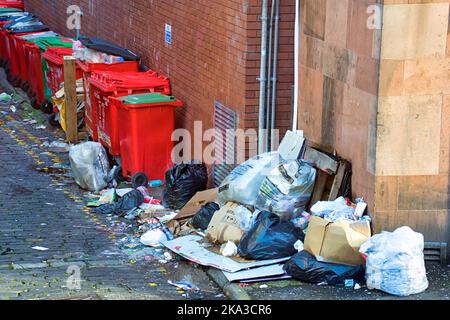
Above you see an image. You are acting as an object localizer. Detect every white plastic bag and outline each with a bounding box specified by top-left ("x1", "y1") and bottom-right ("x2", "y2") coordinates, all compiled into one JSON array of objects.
[
  {"x1": 140, "y1": 229, "x2": 167, "y2": 247},
  {"x1": 235, "y1": 206, "x2": 259, "y2": 232},
  {"x1": 359, "y1": 227, "x2": 429, "y2": 296},
  {"x1": 220, "y1": 241, "x2": 238, "y2": 257},
  {"x1": 69, "y1": 142, "x2": 110, "y2": 192},
  {"x1": 310, "y1": 197, "x2": 357, "y2": 222},
  {"x1": 218, "y1": 152, "x2": 281, "y2": 207},
  {"x1": 255, "y1": 160, "x2": 316, "y2": 220}
]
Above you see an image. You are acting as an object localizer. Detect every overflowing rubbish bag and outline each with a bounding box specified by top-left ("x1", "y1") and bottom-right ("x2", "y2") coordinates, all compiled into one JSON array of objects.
[
  {"x1": 163, "y1": 162, "x2": 208, "y2": 210},
  {"x1": 93, "y1": 190, "x2": 144, "y2": 216},
  {"x1": 359, "y1": 227, "x2": 429, "y2": 296},
  {"x1": 238, "y1": 211, "x2": 305, "y2": 260},
  {"x1": 69, "y1": 142, "x2": 110, "y2": 192},
  {"x1": 191, "y1": 202, "x2": 220, "y2": 230},
  {"x1": 255, "y1": 160, "x2": 316, "y2": 220},
  {"x1": 283, "y1": 251, "x2": 365, "y2": 286},
  {"x1": 311, "y1": 197, "x2": 358, "y2": 222},
  {"x1": 218, "y1": 152, "x2": 281, "y2": 207}
]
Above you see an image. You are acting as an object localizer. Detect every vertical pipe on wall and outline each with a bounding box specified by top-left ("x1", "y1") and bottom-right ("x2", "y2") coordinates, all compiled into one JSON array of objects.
[
  {"x1": 258, "y1": 0, "x2": 269, "y2": 154},
  {"x1": 266, "y1": 0, "x2": 276, "y2": 152},
  {"x1": 270, "y1": 0, "x2": 280, "y2": 151},
  {"x1": 292, "y1": 0, "x2": 300, "y2": 131}
]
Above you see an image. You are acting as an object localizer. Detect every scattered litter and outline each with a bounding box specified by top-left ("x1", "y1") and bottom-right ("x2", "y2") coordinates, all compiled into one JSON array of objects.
[
  {"x1": 259, "y1": 285, "x2": 269, "y2": 289},
  {"x1": 294, "y1": 240, "x2": 304, "y2": 253},
  {"x1": 0, "y1": 92, "x2": 12, "y2": 103},
  {"x1": 220, "y1": 241, "x2": 238, "y2": 257},
  {"x1": 223, "y1": 264, "x2": 288, "y2": 283},
  {"x1": 140, "y1": 228, "x2": 168, "y2": 248},
  {"x1": 10, "y1": 105, "x2": 16, "y2": 113},
  {"x1": 42, "y1": 141, "x2": 71, "y2": 153},
  {"x1": 1, "y1": 248, "x2": 13, "y2": 256},
  {"x1": 45, "y1": 203, "x2": 56, "y2": 206},
  {"x1": 161, "y1": 235, "x2": 290, "y2": 273},
  {"x1": 34, "y1": 125, "x2": 46, "y2": 130},
  {"x1": 168, "y1": 280, "x2": 199, "y2": 292},
  {"x1": 354, "y1": 284, "x2": 362, "y2": 290},
  {"x1": 32, "y1": 246, "x2": 50, "y2": 251}
]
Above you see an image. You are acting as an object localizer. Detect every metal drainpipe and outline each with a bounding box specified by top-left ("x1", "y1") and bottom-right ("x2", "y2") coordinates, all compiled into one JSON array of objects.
[
  {"x1": 265, "y1": 0, "x2": 276, "y2": 152},
  {"x1": 292, "y1": 0, "x2": 300, "y2": 131},
  {"x1": 258, "y1": 0, "x2": 269, "y2": 155},
  {"x1": 270, "y1": 0, "x2": 280, "y2": 151}
]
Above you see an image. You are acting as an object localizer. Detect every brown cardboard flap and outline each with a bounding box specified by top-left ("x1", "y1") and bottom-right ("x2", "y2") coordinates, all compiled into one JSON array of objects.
[
  {"x1": 304, "y1": 216, "x2": 372, "y2": 266},
  {"x1": 174, "y1": 188, "x2": 219, "y2": 220}
]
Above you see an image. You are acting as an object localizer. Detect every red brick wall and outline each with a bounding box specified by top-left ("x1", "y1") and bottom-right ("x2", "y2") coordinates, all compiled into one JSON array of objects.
[{"x1": 25, "y1": 0, "x2": 294, "y2": 159}]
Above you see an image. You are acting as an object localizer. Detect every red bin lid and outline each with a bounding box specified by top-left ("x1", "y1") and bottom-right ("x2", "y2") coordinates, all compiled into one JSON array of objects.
[{"x1": 89, "y1": 70, "x2": 170, "y2": 93}]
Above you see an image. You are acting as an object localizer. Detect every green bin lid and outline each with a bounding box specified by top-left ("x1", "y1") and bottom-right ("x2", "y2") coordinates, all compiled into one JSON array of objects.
[
  {"x1": 31, "y1": 37, "x2": 74, "y2": 51},
  {"x1": 0, "y1": 8, "x2": 22, "y2": 13},
  {"x1": 118, "y1": 93, "x2": 178, "y2": 105}
]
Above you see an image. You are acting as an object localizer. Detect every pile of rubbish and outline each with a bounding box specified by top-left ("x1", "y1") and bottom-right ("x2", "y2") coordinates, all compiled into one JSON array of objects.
[{"x1": 71, "y1": 130, "x2": 429, "y2": 297}]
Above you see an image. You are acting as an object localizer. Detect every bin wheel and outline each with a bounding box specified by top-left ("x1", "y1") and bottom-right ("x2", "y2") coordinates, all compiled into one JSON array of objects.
[
  {"x1": 114, "y1": 166, "x2": 126, "y2": 183},
  {"x1": 40, "y1": 101, "x2": 53, "y2": 114},
  {"x1": 48, "y1": 113, "x2": 60, "y2": 127},
  {"x1": 21, "y1": 81, "x2": 29, "y2": 92},
  {"x1": 26, "y1": 87, "x2": 33, "y2": 98},
  {"x1": 132, "y1": 173, "x2": 148, "y2": 188},
  {"x1": 30, "y1": 96, "x2": 39, "y2": 110},
  {"x1": 11, "y1": 76, "x2": 20, "y2": 88}
]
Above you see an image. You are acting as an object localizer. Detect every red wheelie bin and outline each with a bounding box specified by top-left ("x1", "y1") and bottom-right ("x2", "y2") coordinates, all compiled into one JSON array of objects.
[
  {"x1": 88, "y1": 70, "x2": 171, "y2": 156},
  {"x1": 0, "y1": 1, "x2": 24, "y2": 10},
  {"x1": 109, "y1": 93, "x2": 183, "y2": 187},
  {"x1": 77, "y1": 59, "x2": 139, "y2": 141}
]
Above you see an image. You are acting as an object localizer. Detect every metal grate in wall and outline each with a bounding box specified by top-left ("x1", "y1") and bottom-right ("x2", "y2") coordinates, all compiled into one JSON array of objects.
[{"x1": 213, "y1": 102, "x2": 238, "y2": 187}]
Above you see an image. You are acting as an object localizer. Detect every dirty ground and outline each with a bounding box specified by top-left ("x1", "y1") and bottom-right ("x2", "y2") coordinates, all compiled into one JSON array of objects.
[
  {"x1": 0, "y1": 71, "x2": 223, "y2": 300},
  {"x1": 0, "y1": 70, "x2": 449, "y2": 301}
]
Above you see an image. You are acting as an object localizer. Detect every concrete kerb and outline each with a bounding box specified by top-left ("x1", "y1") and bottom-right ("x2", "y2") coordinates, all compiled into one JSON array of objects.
[{"x1": 206, "y1": 268, "x2": 251, "y2": 300}]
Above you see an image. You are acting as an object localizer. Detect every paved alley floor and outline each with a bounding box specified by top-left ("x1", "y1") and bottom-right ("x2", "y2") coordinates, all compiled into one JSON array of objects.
[{"x1": 0, "y1": 77, "x2": 223, "y2": 300}]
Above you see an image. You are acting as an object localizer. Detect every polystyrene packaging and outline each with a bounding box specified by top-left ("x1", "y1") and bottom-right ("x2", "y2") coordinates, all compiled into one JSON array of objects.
[
  {"x1": 69, "y1": 142, "x2": 110, "y2": 192},
  {"x1": 359, "y1": 227, "x2": 429, "y2": 296},
  {"x1": 218, "y1": 152, "x2": 281, "y2": 207}
]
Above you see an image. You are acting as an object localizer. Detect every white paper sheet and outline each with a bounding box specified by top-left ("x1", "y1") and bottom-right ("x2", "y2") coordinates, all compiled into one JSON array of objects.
[{"x1": 161, "y1": 235, "x2": 290, "y2": 273}]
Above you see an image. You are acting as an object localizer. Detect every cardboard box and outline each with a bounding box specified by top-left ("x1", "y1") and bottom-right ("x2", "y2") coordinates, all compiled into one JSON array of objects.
[
  {"x1": 174, "y1": 188, "x2": 218, "y2": 220},
  {"x1": 206, "y1": 202, "x2": 244, "y2": 244},
  {"x1": 304, "y1": 216, "x2": 372, "y2": 266}
]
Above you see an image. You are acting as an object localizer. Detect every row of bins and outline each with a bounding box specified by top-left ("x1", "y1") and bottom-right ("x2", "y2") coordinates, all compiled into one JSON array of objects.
[{"x1": 1, "y1": 3, "x2": 182, "y2": 186}]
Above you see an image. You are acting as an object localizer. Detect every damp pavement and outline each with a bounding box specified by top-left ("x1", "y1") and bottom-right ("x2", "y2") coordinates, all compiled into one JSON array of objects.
[
  {"x1": 0, "y1": 69, "x2": 449, "y2": 301},
  {"x1": 0, "y1": 71, "x2": 223, "y2": 300}
]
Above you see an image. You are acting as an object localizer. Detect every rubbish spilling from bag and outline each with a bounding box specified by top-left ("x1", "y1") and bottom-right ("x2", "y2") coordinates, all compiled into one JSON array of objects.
[{"x1": 64, "y1": 126, "x2": 430, "y2": 297}]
